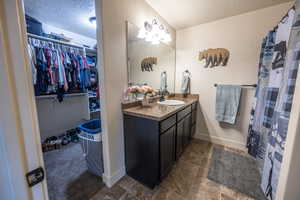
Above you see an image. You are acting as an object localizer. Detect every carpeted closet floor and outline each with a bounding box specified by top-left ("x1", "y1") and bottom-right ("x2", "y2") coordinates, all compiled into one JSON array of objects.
[
  {"x1": 44, "y1": 139, "x2": 262, "y2": 200},
  {"x1": 43, "y1": 143, "x2": 105, "y2": 200}
]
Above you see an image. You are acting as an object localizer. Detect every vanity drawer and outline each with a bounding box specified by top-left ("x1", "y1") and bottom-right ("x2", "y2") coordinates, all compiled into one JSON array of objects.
[
  {"x1": 160, "y1": 114, "x2": 176, "y2": 133},
  {"x1": 177, "y1": 106, "x2": 192, "y2": 121},
  {"x1": 192, "y1": 102, "x2": 197, "y2": 111}
]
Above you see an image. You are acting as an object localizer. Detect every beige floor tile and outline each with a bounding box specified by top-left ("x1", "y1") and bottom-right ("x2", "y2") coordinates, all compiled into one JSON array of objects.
[
  {"x1": 236, "y1": 192, "x2": 255, "y2": 200},
  {"x1": 90, "y1": 139, "x2": 255, "y2": 200},
  {"x1": 193, "y1": 190, "x2": 220, "y2": 200},
  {"x1": 118, "y1": 176, "x2": 139, "y2": 192},
  {"x1": 220, "y1": 185, "x2": 238, "y2": 199},
  {"x1": 119, "y1": 192, "x2": 138, "y2": 200},
  {"x1": 220, "y1": 193, "x2": 237, "y2": 200}
]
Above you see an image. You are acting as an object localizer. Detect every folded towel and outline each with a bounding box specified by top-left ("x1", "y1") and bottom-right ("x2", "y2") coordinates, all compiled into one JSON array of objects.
[
  {"x1": 181, "y1": 71, "x2": 191, "y2": 94},
  {"x1": 215, "y1": 85, "x2": 242, "y2": 124}
]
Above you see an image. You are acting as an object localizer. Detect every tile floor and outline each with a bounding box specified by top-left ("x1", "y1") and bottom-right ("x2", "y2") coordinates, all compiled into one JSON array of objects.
[{"x1": 90, "y1": 139, "x2": 255, "y2": 200}]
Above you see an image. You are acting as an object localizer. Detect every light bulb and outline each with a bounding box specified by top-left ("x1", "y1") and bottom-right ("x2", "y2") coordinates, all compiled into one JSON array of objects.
[
  {"x1": 151, "y1": 39, "x2": 160, "y2": 45},
  {"x1": 137, "y1": 28, "x2": 146, "y2": 39},
  {"x1": 151, "y1": 36, "x2": 160, "y2": 45},
  {"x1": 152, "y1": 22, "x2": 160, "y2": 35},
  {"x1": 145, "y1": 33, "x2": 153, "y2": 42},
  {"x1": 162, "y1": 32, "x2": 172, "y2": 43}
]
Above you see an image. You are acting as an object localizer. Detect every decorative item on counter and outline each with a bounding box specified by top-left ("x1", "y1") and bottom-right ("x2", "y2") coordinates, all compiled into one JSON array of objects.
[
  {"x1": 140, "y1": 86, "x2": 155, "y2": 106},
  {"x1": 126, "y1": 85, "x2": 141, "y2": 101},
  {"x1": 141, "y1": 57, "x2": 157, "y2": 72},
  {"x1": 198, "y1": 48, "x2": 230, "y2": 68}
]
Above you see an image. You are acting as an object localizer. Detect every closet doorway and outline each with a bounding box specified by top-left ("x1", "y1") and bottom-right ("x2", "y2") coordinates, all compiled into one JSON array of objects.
[{"x1": 23, "y1": 0, "x2": 105, "y2": 199}]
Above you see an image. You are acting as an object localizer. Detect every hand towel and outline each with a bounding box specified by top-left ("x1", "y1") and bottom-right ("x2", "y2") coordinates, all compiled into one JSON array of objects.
[
  {"x1": 215, "y1": 85, "x2": 242, "y2": 124},
  {"x1": 160, "y1": 71, "x2": 168, "y2": 92},
  {"x1": 181, "y1": 71, "x2": 191, "y2": 94}
]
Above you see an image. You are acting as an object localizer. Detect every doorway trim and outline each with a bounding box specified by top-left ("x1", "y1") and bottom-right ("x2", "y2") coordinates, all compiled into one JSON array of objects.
[
  {"x1": 1, "y1": 0, "x2": 49, "y2": 199},
  {"x1": 1, "y1": 0, "x2": 111, "y2": 199}
]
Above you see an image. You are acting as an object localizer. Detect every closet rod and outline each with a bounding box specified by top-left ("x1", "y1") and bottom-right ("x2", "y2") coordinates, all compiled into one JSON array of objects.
[
  {"x1": 214, "y1": 84, "x2": 257, "y2": 88},
  {"x1": 27, "y1": 33, "x2": 84, "y2": 49}
]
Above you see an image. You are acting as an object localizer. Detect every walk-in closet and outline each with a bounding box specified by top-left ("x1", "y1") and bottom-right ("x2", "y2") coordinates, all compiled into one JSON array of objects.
[{"x1": 23, "y1": 0, "x2": 103, "y2": 199}]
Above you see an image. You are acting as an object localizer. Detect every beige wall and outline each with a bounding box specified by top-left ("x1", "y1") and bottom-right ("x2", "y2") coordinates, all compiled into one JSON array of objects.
[
  {"x1": 175, "y1": 2, "x2": 294, "y2": 150},
  {"x1": 99, "y1": 0, "x2": 175, "y2": 185}
]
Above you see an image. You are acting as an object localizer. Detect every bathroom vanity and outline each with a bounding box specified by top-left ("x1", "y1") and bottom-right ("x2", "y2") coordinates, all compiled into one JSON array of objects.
[{"x1": 122, "y1": 95, "x2": 198, "y2": 188}]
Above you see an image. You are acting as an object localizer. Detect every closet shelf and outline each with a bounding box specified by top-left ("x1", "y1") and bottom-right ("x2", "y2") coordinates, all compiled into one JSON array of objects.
[
  {"x1": 36, "y1": 93, "x2": 88, "y2": 100},
  {"x1": 86, "y1": 48, "x2": 97, "y2": 54},
  {"x1": 90, "y1": 109, "x2": 100, "y2": 113}
]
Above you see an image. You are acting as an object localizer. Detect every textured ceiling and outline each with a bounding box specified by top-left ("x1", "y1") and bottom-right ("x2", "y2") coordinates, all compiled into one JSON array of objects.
[
  {"x1": 145, "y1": 0, "x2": 294, "y2": 29},
  {"x1": 24, "y1": 0, "x2": 96, "y2": 38}
]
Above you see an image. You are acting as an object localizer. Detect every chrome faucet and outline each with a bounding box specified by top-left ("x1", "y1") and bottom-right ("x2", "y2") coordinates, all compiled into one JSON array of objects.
[{"x1": 159, "y1": 89, "x2": 169, "y2": 102}]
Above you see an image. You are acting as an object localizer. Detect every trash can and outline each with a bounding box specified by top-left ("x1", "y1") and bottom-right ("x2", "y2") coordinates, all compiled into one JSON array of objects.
[{"x1": 77, "y1": 119, "x2": 103, "y2": 177}]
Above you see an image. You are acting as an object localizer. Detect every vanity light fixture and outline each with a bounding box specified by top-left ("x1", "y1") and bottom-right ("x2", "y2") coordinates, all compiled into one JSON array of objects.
[{"x1": 137, "y1": 19, "x2": 172, "y2": 45}]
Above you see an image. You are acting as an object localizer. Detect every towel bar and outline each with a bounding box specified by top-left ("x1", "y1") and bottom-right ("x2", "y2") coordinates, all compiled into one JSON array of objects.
[{"x1": 214, "y1": 84, "x2": 257, "y2": 88}]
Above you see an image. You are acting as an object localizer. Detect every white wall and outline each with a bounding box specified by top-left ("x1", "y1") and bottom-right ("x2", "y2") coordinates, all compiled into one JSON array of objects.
[
  {"x1": 36, "y1": 94, "x2": 89, "y2": 141},
  {"x1": 175, "y1": 2, "x2": 294, "y2": 150},
  {"x1": 98, "y1": 0, "x2": 175, "y2": 186}
]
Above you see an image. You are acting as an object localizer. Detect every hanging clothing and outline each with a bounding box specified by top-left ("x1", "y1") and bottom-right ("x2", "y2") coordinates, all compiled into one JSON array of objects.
[
  {"x1": 27, "y1": 44, "x2": 37, "y2": 85},
  {"x1": 28, "y1": 37, "x2": 93, "y2": 97}
]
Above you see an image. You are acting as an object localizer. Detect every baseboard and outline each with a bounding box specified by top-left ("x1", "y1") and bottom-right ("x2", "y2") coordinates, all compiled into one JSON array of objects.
[
  {"x1": 194, "y1": 133, "x2": 247, "y2": 152},
  {"x1": 102, "y1": 166, "x2": 126, "y2": 188}
]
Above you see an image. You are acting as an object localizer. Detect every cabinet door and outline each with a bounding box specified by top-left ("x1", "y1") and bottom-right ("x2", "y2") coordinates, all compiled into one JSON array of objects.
[
  {"x1": 183, "y1": 114, "x2": 191, "y2": 148},
  {"x1": 176, "y1": 119, "x2": 184, "y2": 159},
  {"x1": 191, "y1": 124, "x2": 196, "y2": 138},
  {"x1": 160, "y1": 126, "x2": 175, "y2": 179}
]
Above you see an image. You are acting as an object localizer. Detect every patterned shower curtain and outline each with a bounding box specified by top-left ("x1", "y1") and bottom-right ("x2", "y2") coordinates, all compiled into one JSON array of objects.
[{"x1": 247, "y1": 3, "x2": 300, "y2": 200}]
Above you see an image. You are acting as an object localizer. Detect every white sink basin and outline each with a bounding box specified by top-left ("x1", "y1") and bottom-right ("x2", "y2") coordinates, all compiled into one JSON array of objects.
[{"x1": 157, "y1": 100, "x2": 185, "y2": 106}]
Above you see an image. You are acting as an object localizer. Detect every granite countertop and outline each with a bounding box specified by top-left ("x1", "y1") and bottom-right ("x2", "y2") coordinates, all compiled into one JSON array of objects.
[{"x1": 122, "y1": 96, "x2": 198, "y2": 121}]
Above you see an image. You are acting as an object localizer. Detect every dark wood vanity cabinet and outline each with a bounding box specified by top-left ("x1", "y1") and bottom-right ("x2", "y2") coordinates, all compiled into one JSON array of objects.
[
  {"x1": 160, "y1": 126, "x2": 176, "y2": 179},
  {"x1": 176, "y1": 119, "x2": 184, "y2": 158},
  {"x1": 123, "y1": 101, "x2": 198, "y2": 188}
]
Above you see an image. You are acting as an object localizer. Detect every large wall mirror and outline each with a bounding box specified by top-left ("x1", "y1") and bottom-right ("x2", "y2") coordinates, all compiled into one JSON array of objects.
[{"x1": 126, "y1": 21, "x2": 175, "y2": 93}]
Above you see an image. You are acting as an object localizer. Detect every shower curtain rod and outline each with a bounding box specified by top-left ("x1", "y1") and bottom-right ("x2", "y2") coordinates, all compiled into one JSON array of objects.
[{"x1": 214, "y1": 84, "x2": 257, "y2": 88}]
